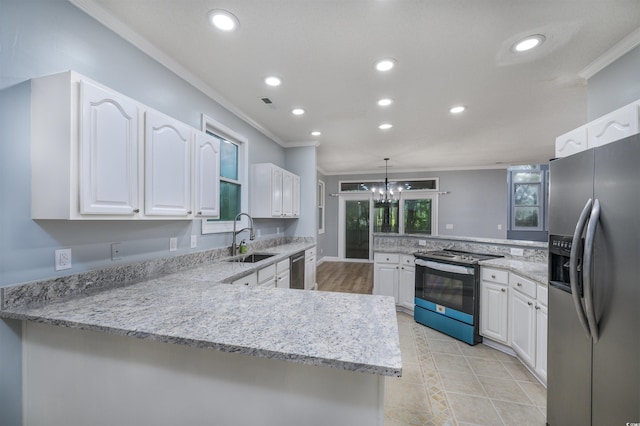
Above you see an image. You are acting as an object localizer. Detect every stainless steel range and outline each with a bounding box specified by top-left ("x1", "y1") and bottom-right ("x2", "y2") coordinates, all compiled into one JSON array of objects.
[{"x1": 414, "y1": 249, "x2": 502, "y2": 345}]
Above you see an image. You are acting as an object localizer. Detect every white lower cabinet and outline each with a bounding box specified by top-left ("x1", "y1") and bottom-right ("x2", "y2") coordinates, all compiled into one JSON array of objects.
[
  {"x1": 480, "y1": 267, "x2": 510, "y2": 345},
  {"x1": 373, "y1": 253, "x2": 399, "y2": 302},
  {"x1": 258, "y1": 264, "x2": 277, "y2": 288},
  {"x1": 480, "y1": 267, "x2": 547, "y2": 385},
  {"x1": 398, "y1": 255, "x2": 415, "y2": 311},
  {"x1": 276, "y1": 259, "x2": 290, "y2": 289},
  {"x1": 304, "y1": 248, "x2": 317, "y2": 290},
  {"x1": 232, "y1": 272, "x2": 258, "y2": 287}
]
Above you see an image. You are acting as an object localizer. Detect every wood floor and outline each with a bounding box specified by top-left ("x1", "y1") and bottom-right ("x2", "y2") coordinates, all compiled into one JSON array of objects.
[{"x1": 316, "y1": 261, "x2": 373, "y2": 295}]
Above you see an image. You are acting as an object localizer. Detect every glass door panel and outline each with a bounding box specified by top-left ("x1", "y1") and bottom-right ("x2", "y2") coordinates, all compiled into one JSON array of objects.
[
  {"x1": 373, "y1": 201, "x2": 399, "y2": 233},
  {"x1": 345, "y1": 200, "x2": 370, "y2": 259}
]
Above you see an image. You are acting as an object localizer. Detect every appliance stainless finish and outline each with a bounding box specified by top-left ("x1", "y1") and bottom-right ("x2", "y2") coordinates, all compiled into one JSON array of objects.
[
  {"x1": 547, "y1": 134, "x2": 640, "y2": 426},
  {"x1": 414, "y1": 250, "x2": 502, "y2": 345},
  {"x1": 289, "y1": 251, "x2": 305, "y2": 290}
]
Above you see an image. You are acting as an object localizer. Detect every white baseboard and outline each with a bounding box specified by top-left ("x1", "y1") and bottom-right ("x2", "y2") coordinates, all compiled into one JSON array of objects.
[{"x1": 317, "y1": 256, "x2": 373, "y2": 265}]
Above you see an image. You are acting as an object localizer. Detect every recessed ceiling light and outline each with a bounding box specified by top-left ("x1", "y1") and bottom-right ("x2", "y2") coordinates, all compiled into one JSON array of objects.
[
  {"x1": 292, "y1": 108, "x2": 305, "y2": 116},
  {"x1": 311, "y1": 131, "x2": 322, "y2": 137},
  {"x1": 208, "y1": 10, "x2": 239, "y2": 32},
  {"x1": 264, "y1": 76, "x2": 281, "y2": 87},
  {"x1": 377, "y1": 98, "x2": 394, "y2": 107},
  {"x1": 512, "y1": 34, "x2": 546, "y2": 52},
  {"x1": 449, "y1": 105, "x2": 466, "y2": 114},
  {"x1": 375, "y1": 59, "x2": 396, "y2": 72},
  {"x1": 378, "y1": 123, "x2": 393, "y2": 130}
]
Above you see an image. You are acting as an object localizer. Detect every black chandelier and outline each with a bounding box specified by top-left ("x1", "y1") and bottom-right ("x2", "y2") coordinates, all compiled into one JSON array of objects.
[{"x1": 372, "y1": 158, "x2": 401, "y2": 203}]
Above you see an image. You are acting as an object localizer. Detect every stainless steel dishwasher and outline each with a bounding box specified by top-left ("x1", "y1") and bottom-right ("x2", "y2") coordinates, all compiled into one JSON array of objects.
[{"x1": 290, "y1": 251, "x2": 305, "y2": 290}]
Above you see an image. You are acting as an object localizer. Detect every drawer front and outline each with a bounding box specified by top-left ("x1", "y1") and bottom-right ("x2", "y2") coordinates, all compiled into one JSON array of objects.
[
  {"x1": 481, "y1": 267, "x2": 509, "y2": 284},
  {"x1": 510, "y1": 273, "x2": 536, "y2": 299},
  {"x1": 537, "y1": 284, "x2": 548, "y2": 306},
  {"x1": 401, "y1": 255, "x2": 415, "y2": 266},
  {"x1": 276, "y1": 258, "x2": 289, "y2": 273},
  {"x1": 258, "y1": 264, "x2": 276, "y2": 283},
  {"x1": 305, "y1": 247, "x2": 316, "y2": 258},
  {"x1": 374, "y1": 253, "x2": 400, "y2": 264}
]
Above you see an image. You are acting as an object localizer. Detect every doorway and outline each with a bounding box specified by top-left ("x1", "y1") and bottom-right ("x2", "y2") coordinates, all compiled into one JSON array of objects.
[{"x1": 338, "y1": 194, "x2": 371, "y2": 260}]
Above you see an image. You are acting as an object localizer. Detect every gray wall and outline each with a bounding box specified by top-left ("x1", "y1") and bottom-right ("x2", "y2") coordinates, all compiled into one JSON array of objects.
[
  {"x1": 0, "y1": 1, "x2": 297, "y2": 424},
  {"x1": 319, "y1": 169, "x2": 508, "y2": 258},
  {"x1": 588, "y1": 45, "x2": 640, "y2": 120},
  {"x1": 285, "y1": 146, "x2": 318, "y2": 238}
]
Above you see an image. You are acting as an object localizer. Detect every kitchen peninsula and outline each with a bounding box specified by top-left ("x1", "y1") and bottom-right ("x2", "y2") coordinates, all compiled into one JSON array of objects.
[{"x1": 1, "y1": 241, "x2": 401, "y2": 426}]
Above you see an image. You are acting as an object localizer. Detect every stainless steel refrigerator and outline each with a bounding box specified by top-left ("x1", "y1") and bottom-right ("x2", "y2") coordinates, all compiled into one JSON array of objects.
[{"x1": 547, "y1": 133, "x2": 640, "y2": 425}]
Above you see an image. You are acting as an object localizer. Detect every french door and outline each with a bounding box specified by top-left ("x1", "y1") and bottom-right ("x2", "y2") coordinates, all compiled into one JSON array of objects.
[{"x1": 338, "y1": 194, "x2": 372, "y2": 260}]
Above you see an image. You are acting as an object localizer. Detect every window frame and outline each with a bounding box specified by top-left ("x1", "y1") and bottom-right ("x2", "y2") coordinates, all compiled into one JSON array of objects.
[
  {"x1": 317, "y1": 180, "x2": 325, "y2": 235},
  {"x1": 399, "y1": 191, "x2": 439, "y2": 235},
  {"x1": 507, "y1": 166, "x2": 548, "y2": 234},
  {"x1": 201, "y1": 114, "x2": 249, "y2": 234}
]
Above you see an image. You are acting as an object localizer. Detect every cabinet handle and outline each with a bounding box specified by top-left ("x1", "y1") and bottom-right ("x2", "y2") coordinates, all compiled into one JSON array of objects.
[
  {"x1": 187, "y1": 211, "x2": 192, "y2": 214},
  {"x1": 501, "y1": 288, "x2": 506, "y2": 292},
  {"x1": 197, "y1": 211, "x2": 202, "y2": 215},
  {"x1": 491, "y1": 274, "x2": 496, "y2": 279},
  {"x1": 535, "y1": 305, "x2": 540, "y2": 310},
  {"x1": 527, "y1": 301, "x2": 533, "y2": 306},
  {"x1": 133, "y1": 209, "x2": 140, "y2": 213},
  {"x1": 517, "y1": 282, "x2": 522, "y2": 287}
]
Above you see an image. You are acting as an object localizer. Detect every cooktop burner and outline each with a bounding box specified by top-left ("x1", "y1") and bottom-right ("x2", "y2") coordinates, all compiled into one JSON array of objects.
[{"x1": 414, "y1": 249, "x2": 502, "y2": 264}]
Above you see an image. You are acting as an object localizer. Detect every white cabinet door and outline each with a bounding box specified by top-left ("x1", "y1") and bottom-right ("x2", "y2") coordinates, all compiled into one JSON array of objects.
[
  {"x1": 587, "y1": 101, "x2": 640, "y2": 148},
  {"x1": 374, "y1": 263, "x2": 398, "y2": 301},
  {"x1": 398, "y1": 264, "x2": 415, "y2": 311},
  {"x1": 277, "y1": 269, "x2": 290, "y2": 289},
  {"x1": 271, "y1": 167, "x2": 283, "y2": 217},
  {"x1": 292, "y1": 175, "x2": 300, "y2": 217},
  {"x1": 144, "y1": 110, "x2": 192, "y2": 217},
  {"x1": 511, "y1": 289, "x2": 536, "y2": 368},
  {"x1": 79, "y1": 80, "x2": 139, "y2": 215},
  {"x1": 304, "y1": 248, "x2": 316, "y2": 290},
  {"x1": 480, "y1": 281, "x2": 509, "y2": 345},
  {"x1": 193, "y1": 132, "x2": 220, "y2": 218},
  {"x1": 282, "y1": 171, "x2": 293, "y2": 217},
  {"x1": 555, "y1": 125, "x2": 588, "y2": 158},
  {"x1": 232, "y1": 272, "x2": 257, "y2": 287},
  {"x1": 535, "y1": 303, "x2": 548, "y2": 383}
]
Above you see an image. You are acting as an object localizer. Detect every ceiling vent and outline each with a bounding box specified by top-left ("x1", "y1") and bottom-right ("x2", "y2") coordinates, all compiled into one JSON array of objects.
[{"x1": 260, "y1": 97, "x2": 276, "y2": 110}]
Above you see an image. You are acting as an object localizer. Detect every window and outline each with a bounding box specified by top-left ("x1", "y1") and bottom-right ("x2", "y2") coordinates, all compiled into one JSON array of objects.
[
  {"x1": 340, "y1": 178, "x2": 438, "y2": 193},
  {"x1": 318, "y1": 180, "x2": 325, "y2": 234},
  {"x1": 373, "y1": 200, "x2": 399, "y2": 233},
  {"x1": 201, "y1": 115, "x2": 248, "y2": 234},
  {"x1": 507, "y1": 165, "x2": 549, "y2": 241}
]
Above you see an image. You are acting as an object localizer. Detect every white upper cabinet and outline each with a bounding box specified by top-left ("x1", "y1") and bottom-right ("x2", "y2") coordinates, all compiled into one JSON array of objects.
[
  {"x1": 556, "y1": 99, "x2": 640, "y2": 158},
  {"x1": 31, "y1": 71, "x2": 218, "y2": 220},
  {"x1": 32, "y1": 71, "x2": 143, "y2": 219},
  {"x1": 587, "y1": 101, "x2": 639, "y2": 148},
  {"x1": 193, "y1": 132, "x2": 220, "y2": 218},
  {"x1": 79, "y1": 80, "x2": 140, "y2": 215},
  {"x1": 250, "y1": 163, "x2": 300, "y2": 218},
  {"x1": 144, "y1": 110, "x2": 193, "y2": 217}
]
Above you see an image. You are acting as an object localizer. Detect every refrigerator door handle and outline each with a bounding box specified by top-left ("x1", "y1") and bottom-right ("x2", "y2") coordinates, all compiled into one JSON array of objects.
[
  {"x1": 570, "y1": 198, "x2": 593, "y2": 339},
  {"x1": 583, "y1": 198, "x2": 601, "y2": 343}
]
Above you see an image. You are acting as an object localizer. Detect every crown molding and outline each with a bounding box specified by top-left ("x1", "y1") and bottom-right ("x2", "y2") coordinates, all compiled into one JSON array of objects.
[
  {"x1": 69, "y1": 0, "x2": 287, "y2": 147},
  {"x1": 579, "y1": 26, "x2": 640, "y2": 80}
]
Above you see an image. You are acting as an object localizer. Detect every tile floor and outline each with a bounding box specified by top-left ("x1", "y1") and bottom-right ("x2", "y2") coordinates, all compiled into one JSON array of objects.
[{"x1": 385, "y1": 312, "x2": 547, "y2": 426}]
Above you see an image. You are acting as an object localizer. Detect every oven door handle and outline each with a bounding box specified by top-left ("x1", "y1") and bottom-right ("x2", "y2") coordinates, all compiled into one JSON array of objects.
[{"x1": 415, "y1": 259, "x2": 474, "y2": 275}]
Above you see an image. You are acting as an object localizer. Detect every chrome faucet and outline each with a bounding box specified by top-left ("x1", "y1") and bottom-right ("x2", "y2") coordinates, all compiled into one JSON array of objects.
[{"x1": 232, "y1": 212, "x2": 255, "y2": 256}]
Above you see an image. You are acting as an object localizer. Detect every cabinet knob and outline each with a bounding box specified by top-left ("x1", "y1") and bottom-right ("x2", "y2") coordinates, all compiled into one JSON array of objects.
[
  {"x1": 517, "y1": 282, "x2": 522, "y2": 287},
  {"x1": 491, "y1": 274, "x2": 496, "y2": 279},
  {"x1": 197, "y1": 211, "x2": 202, "y2": 215},
  {"x1": 527, "y1": 301, "x2": 533, "y2": 306},
  {"x1": 535, "y1": 305, "x2": 540, "y2": 310},
  {"x1": 133, "y1": 209, "x2": 140, "y2": 213},
  {"x1": 501, "y1": 288, "x2": 506, "y2": 292},
  {"x1": 187, "y1": 211, "x2": 192, "y2": 214}
]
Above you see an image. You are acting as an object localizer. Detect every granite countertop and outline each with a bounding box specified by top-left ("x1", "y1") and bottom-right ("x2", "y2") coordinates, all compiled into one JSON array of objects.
[
  {"x1": 1, "y1": 243, "x2": 402, "y2": 377},
  {"x1": 479, "y1": 258, "x2": 548, "y2": 284}
]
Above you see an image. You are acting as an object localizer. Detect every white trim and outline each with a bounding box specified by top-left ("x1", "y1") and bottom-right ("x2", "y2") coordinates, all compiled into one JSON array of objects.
[
  {"x1": 399, "y1": 190, "x2": 439, "y2": 236},
  {"x1": 283, "y1": 141, "x2": 321, "y2": 148},
  {"x1": 318, "y1": 256, "x2": 373, "y2": 264},
  {"x1": 69, "y1": 0, "x2": 287, "y2": 147},
  {"x1": 317, "y1": 180, "x2": 325, "y2": 235},
  {"x1": 579, "y1": 26, "x2": 640, "y2": 80},
  {"x1": 201, "y1": 114, "x2": 249, "y2": 234}
]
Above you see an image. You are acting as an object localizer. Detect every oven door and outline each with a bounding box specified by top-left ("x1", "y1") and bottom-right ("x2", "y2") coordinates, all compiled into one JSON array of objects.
[{"x1": 415, "y1": 259, "x2": 476, "y2": 316}]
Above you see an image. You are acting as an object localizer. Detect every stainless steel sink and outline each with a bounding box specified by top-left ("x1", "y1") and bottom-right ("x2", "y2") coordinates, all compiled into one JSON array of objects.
[{"x1": 226, "y1": 253, "x2": 275, "y2": 263}]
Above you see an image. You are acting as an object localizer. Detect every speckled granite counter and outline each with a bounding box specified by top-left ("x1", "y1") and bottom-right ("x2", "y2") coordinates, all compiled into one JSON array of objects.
[
  {"x1": 479, "y1": 258, "x2": 548, "y2": 284},
  {"x1": 1, "y1": 242, "x2": 401, "y2": 377}
]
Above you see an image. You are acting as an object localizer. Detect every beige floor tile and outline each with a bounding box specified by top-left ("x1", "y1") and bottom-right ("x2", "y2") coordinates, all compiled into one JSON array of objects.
[
  {"x1": 492, "y1": 400, "x2": 547, "y2": 425},
  {"x1": 477, "y1": 376, "x2": 534, "y2": 404},
  {"x1": 384, "y1": 405, "x2": 433, "y2": 426},
  {"x1": 432, "y1": 353, "x2": 473, "y2": 374},
  {"x1": 397, "y1": 361, "x2": 424, "y2": 385},
  {"x1": 519, "y1": 381, "x2": 547, "y2": 408},
  {"x1": 385, "y1": 378, "x2": 431, "y2": 412},
  {"x1": 447, "y1": 393, "x2": 503, "y2": 425},
  {"x1": 458, "y1": 342, "x2": 501, "y2": 359},
  {"x1": 502, "y1": 360, "x2": 538, "y2": 382},
  {"x1": 439, "y1": 369, "x2": 487, "y2": 397},
  {"x1": 427, "y1": 338, "x2": 464, "y2": 356},
  {"x1": 467, "y1": 357, "x2": 512, "y2": 379}
]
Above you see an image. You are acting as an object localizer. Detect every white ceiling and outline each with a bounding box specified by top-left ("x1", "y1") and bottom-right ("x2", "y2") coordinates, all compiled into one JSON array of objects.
[{"x1": 81, "y1": 0, "x2": 640, "y2": 175}]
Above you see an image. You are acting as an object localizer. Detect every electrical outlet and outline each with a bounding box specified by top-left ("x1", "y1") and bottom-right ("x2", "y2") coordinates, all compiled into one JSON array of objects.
[
  {"x1": 497, "y1": 224, "x2": 503, "y2": 230},
  {"x1": 276, "y1": 227, "x2": 280, "y2": 234},
  {"x1": 55, "y1": 248, "x2": 72, "y2": 271},
  {"x1": 445, "y1": 224, "x2": 454, "y2": 230},
  {"x1": 111, "y1": 243, "x2": 122, "y2": 260},
  {"x1": 170, "y1": 237, "x2": 178, "y2": 252},
  {"x1": 256, "y1": 229, "x2": 261, "y2": 238},
  {"x1": 190, "y1": 235, "x2": 197, "y2": 248},
  {"x1": 418, "y1": 240, "x2": 427, "y2": 246},
  {"x1": 510, "y1": 248, "x2": 524, "y2": 257}
]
